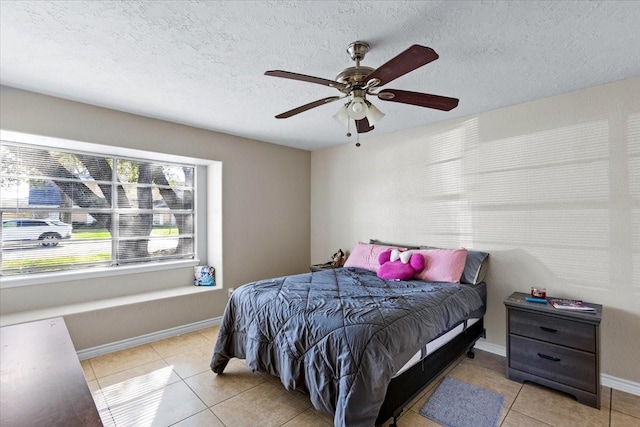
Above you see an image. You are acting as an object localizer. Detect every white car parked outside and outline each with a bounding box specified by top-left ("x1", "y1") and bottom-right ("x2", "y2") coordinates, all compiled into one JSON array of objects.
[{"x1": 1, "y1": 219, "x2": 72, "y2": 247}]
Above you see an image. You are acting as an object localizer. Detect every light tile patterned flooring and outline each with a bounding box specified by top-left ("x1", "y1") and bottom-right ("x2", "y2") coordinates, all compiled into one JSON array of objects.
[{"x1": 83, "y1": 325, "x2": 640, "y2": 427}]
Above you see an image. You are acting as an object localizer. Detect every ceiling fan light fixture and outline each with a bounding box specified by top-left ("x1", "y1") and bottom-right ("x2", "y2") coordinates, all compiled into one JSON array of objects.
[
  {"x1": 347, "y1": 97, "x2": 368, "y2": 120},
  {"x1": 365, "y1": 102, "x2": 385, "y2": 126},
  {"x1": 333, "y1": 104, "x2": 350, "y2": 128}
]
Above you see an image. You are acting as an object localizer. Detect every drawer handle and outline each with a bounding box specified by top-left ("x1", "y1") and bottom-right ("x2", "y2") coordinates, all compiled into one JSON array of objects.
[
  {"x1": 540, "y1": 326, "x2": 557, "y2": 333},
  {"x1": 538, "y1": 353, "x2": 561, "y2": 362}
]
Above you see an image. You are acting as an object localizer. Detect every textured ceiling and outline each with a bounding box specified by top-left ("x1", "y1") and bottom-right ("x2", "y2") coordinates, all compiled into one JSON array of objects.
[{"x1": 1, "y1": 1, "x2": 640, "y2": 151}]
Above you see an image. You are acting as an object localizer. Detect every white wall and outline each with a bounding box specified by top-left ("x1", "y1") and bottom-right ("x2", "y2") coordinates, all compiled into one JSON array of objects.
[
  {"x1": 0, "y1": 85, "x2": 311, "y2": 349},
  {"x1": 311, "y1": 76, "x2": 640, "y2": 383}
]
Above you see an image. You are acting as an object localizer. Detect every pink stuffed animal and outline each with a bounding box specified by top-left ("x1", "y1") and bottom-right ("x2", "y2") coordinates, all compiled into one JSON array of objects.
[{"x1": 377, "y1": 249, "x2": 426, "y2": 280}]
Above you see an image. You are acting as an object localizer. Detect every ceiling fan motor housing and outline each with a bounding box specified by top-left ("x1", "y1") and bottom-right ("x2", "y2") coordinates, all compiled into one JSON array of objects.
[{"x1": 335, "y1": 66, "x2": 375, "y2": 93}]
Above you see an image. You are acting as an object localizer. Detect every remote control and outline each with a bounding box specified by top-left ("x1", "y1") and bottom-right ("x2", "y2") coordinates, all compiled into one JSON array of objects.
[{"x1": 525, "y1": 297, "x2": 548, "y2": 304}]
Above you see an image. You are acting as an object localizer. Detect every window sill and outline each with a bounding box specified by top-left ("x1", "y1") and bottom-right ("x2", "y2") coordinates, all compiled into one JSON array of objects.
[
  {"x1": 0, "y1": 284, "x2": 221, "y2": 327},
  {"x1": 0, "y1": 259, "x2": 200, "y2": 289}
]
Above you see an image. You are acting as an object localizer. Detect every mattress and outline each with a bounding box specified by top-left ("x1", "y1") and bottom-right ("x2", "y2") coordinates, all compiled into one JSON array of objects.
[
  {"x1": 394, "y1": 318, "x2": 480, "y2": 377},
  {"x1": 393, "y1": 281, "x2": 486, "y2": 378}
]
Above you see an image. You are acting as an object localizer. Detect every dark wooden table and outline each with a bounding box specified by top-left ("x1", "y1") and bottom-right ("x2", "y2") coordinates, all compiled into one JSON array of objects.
[{"x1": 0, "y1": 317, "x2": 103, "y2": 426}]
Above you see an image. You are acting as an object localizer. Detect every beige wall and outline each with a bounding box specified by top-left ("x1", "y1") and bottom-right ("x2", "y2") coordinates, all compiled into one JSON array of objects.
[
  {"x1": 311, "y1": 77, "x2": 640, "y2": 383},
  {"x1": 0, "y1": 85, "x2": 311, "y2": 349}
]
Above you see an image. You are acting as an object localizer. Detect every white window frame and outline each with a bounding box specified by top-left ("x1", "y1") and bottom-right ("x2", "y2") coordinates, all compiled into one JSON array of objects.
[{"x1": 0, "y1": 130, "x2": 222, "y2": 289}]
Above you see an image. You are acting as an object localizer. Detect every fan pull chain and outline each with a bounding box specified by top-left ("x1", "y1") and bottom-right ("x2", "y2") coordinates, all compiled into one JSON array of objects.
[{"x1": 345, "y1": 119, "x2": 360, "y2": 147}]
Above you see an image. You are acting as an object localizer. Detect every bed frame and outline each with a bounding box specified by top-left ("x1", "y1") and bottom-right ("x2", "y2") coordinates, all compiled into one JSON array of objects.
[{"x1": 375, "y1": 318, "x2": 486, "y2": 427}]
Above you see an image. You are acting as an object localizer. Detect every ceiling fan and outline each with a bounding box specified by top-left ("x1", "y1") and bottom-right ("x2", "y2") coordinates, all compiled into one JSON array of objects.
[{"x1": 265, "y1": 41, "x2": 459, "y2": 143}]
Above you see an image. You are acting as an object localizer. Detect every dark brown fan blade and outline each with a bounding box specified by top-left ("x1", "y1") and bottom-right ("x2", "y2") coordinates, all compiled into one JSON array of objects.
[
  {"x1": 355, "y1": 118, "x2": 374, "y2": 133},
  {"x1": 377, "y1": 89, "x2": 459, "y2": 111},
  {"x1": 265, "y1": 70, "x2": 347, "y2": 90},
  {"x1": 275, "y1": 96, "x2": 342, "y2": 119},
  {"x1": 364, "y1": 45, "x2": 439, "y2": 87}
]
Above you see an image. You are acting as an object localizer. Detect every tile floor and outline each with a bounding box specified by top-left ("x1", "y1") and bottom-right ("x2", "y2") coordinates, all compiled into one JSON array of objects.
[{"x1": 82, "y1": 325, "x2": 640, "y2": 427}]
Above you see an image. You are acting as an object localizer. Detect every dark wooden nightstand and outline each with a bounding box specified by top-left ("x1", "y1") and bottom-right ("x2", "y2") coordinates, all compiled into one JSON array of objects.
[
  {"x1": 310, "y1": 263, "x2": 338, "y2": 272},
  {"x1": 504, "y1": 292, "x2": 603, "y2": 408}
]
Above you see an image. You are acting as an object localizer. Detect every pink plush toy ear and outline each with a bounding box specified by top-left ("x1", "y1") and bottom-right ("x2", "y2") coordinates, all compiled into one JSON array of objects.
[
  {"x1": 410, "y1": 253, "x2": 426, "y2": 273},
  {"x1": 378, "y1": 249, "x2": 393, "y2": 265}
]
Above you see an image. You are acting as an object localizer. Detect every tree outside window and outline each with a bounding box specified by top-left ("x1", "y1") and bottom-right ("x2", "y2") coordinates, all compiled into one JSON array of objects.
[{"x1": 0, "y1": 141, "x2": 195, "y2": 275}]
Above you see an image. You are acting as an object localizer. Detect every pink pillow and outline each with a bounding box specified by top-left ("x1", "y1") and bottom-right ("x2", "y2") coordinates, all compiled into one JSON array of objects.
[
  {"x1": 413, "y1": 248, "x2": 468, "y2": 283},
  {"x1": 344, "y1": 243, "x2": 405, "y2": 272}
]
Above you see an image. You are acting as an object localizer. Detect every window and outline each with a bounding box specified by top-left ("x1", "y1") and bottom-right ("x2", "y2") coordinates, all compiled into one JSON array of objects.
[{"x1": 1, "y1": 140, "x2": 196, "y2": 276}]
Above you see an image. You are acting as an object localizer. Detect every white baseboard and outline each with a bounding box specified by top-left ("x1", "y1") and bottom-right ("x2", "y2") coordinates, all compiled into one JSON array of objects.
[
  {"x1": 601, "y1": 374, "x2": 640, "y2": 396},
  {"x1": 76, "y1": 317, "x2": 222, "y2": 360},
  {"x1": 473, "y1": 339, "x2": 640, "y2": 396},
  {"x1": 474, "y1": 338, "x2": 506, "y2": 357}
]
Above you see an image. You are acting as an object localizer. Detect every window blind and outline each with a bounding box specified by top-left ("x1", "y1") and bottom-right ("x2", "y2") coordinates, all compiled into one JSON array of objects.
[{"x1": 0, "y1": 141, "x2": 195, "y2": 276}]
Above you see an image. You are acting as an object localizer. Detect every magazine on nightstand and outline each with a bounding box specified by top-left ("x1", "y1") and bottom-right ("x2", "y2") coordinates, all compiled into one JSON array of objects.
[{"x1": 547, "y1": 298, "x2": 596, "y2": 312}]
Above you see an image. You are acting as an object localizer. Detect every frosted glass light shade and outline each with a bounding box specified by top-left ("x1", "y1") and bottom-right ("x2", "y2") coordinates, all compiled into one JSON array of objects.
[
  {"x1": 347, "y1": 97, "x2": 368, "y2": 120},
  {"x1": 365, "y1": 102, "x2": 385, "y2": 126},
  {"x1": 333, "y1": 105, "x2": 350, "y2": 128}
]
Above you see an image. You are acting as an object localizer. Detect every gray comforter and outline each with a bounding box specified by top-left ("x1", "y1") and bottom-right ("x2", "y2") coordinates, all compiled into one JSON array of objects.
[{"x1": 210, "y1": 267, "x2": 484, "y2": 427}]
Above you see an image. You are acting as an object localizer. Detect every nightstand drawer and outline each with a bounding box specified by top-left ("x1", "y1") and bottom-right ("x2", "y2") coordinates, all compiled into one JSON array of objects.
[
  {"x1": 509, "y1": 309, "x2": 595, "y2": 352},
  {"x1": 509, "y1": 335, "x2": 596, "y2": 393}
]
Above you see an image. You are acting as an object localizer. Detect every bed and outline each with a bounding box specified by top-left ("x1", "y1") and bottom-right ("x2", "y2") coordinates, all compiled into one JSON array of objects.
[{"x1": 210, "y1": 244, "x2": 489, "y2": 427}]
